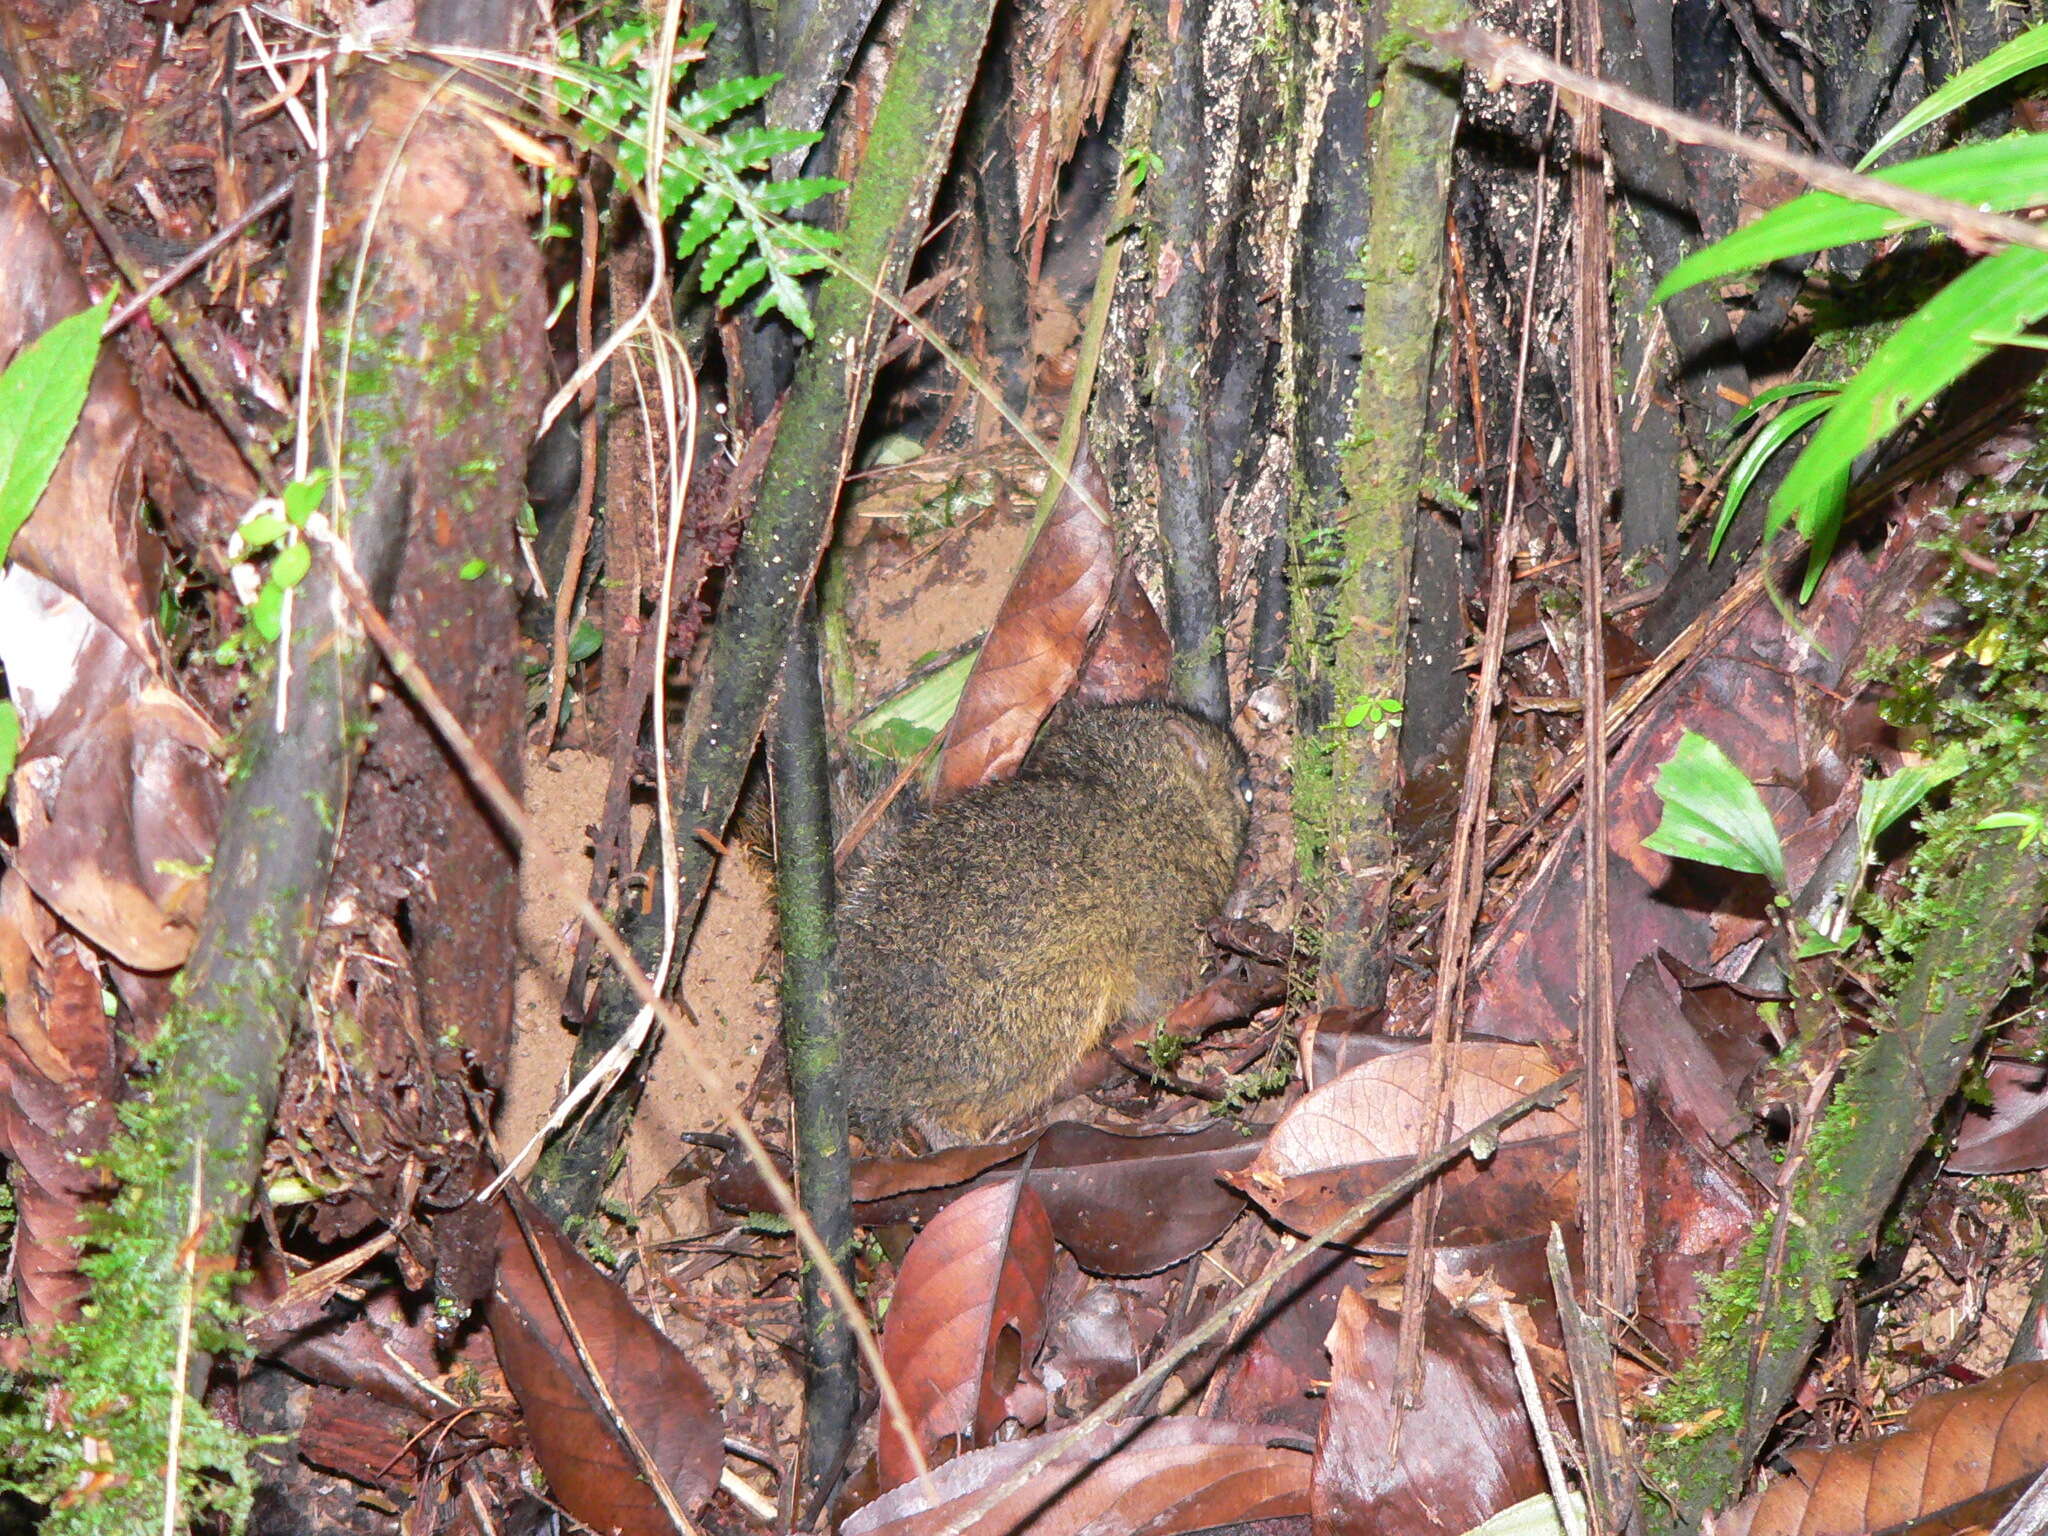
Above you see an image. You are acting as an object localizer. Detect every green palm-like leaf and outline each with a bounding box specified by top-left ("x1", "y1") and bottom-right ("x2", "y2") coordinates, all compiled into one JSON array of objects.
[
  {"x1": 1653, "y1": 137, "x2": 2048, "y2": 303},
  {"x1": 1713, "y1": 392, "x2": 1837, "y2": 559},
  {"x1": 1860, "y1": 25, "x2": 2048, "y2": 168},
  {"x1": 1771, "y1": 243, "x2": 2048, "y2": 598},
  {"x1": 1727, "y1": 380, "x2": 1838, "y2": 434}
]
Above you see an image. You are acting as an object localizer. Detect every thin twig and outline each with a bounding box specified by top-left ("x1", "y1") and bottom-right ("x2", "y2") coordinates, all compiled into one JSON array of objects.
[
  {"x1": 0, "y1": 17, "x2": 277, "y2": 488},
  {"x1": 1436, "y1": 25, "x2": 2048, "y2": 256},
  {"x1": 1394, "y1": 15, "x2": 1566, "y2": 1421},
  {"x1": 105, "y1": 175, "x2": 298, "y2": 336}
]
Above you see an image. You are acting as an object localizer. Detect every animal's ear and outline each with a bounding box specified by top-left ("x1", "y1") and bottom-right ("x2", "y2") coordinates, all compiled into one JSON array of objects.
[{"x1": 1163, "y1": 710, "x2": 1228, "y2": 774}]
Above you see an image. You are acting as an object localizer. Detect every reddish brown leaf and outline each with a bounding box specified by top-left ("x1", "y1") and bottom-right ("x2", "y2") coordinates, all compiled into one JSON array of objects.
[
  {"x1": 932, "y1": 440, "x2": 1114, "y2": 801},
  {"x1": 8, "y1": 673, "x2": 220, "y2": 970},
  {"x1": 845, "y1": 1419, "x2": 1310, "y2": 1536},
  {"x1": 0, "y1": 169, "x2": 222, "y2": 976},
  {"x1": 1229, "y1": 1041, "x2": 1593, "y2": 1246},
  {"x1": 1071, "y1": 561, "x2": 1172, "y2": 706},
  {"x1": 718, "y1": 1122, "x2": 1258, "y2": 1277},
  {"x1": 1313, "y1": 1288, "x2": 1545, "y2": 1534},
  {"x1": 487, "y1": 1192, "x2": 723, "y2": 1530},
  {"x1": 0, "y1": 920, "x2": 119, "y2": 1333},
  {"x1": 1714, "y1": 1361, "x2": 2048, "y2": 1536},
  {"x1": 1951, "y1": 1057, "x2": 2048, "y2": 1174},
  {"x1": 879, "y1": 1178, "x2": 1057, "y2": 1488}
]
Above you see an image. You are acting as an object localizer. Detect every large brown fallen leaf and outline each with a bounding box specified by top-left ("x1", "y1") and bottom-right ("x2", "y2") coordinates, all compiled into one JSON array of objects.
[
  {"x1": 844, "y1": 1418, "x2": 1311, "y2": 1536},
  {"x1": 932, "y1": 437, "x2": 1114, "y2": 800},
  {"x1": 880, "y1": 1178, "x2": 1057, "y2": 1488},
  {"x1": 1228, "y1": 1040, "x2": 1596, "y2": 1246},
  {"x1": 1314, "y1": 1287, "x2": 1546, "y2": 1535},
  {"x1": 716, "y1": 1121, "x2": 1258, "y2": 1277},
  {"x1": 1711, "y1": 1361, "x2": 2048, "y2": 1536},
  {"x1": 487, "y1": 1192, "x2": 723, "y2": 1531}
]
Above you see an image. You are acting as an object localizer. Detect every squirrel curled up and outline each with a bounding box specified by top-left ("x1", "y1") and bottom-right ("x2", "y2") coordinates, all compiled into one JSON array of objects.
[{"x1": 837, "y1": 700, "x2": 1250, "y2": 1143}]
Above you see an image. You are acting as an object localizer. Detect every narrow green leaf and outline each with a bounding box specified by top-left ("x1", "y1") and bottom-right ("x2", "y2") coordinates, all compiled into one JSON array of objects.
[
  {"x1": 716, "y1": 254, "x2": 771, "y2": 310},
  {"x1": 850, "y1": 651, "x2": 976, "y2": 762},
  {"x1": 1975, "y1": 809, "x2": 2045, "y2": 849},
  {"x1": 1653, "y1": 137, "x2": 2048, "y2": 302},
  {"x1": 1712, "y1": 394, "x2": 1836, "y2": 560},
  {"x1": 1643, "y1": 730, "x2": 1788, "y2": 889},
  {"x1": 1728, "y1": 380, "x2": 1838, "y2": 434},
  {"x1": 716, "y1": 124, "x2": 819, "y2": 170},
  {"x1": 1860, "y1": 25, "x2": 2048, "y2": 168},
  {"x1": 0, "y1": 699, "x2": 19, "y2": 794},
  {"x1": 677, "y1": 72, "x2": 778, "y2": 132},
  {"x1": 674, "y1": 188, "x2": 734, "y2": 262},
  {"x1": 699, "y1": 217, "x2": 754, "y2": 294},
  {"x1": 1771, "y1": 244, "x2": 2048, "y2": 599},
  {"x1": 0, "y1": 295, "x2": 111, "y2": 564}
]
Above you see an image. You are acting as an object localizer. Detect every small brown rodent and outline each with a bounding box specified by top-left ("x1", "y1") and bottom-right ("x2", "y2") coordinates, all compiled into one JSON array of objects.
[{"x1": 838, "y1": 701, "x2": 1250, "y2": 1142}]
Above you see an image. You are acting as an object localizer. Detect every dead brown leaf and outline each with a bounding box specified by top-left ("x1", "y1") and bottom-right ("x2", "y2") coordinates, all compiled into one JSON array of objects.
[
  {"x1": 1071, "y1": 561, "x2": 1172, "y2": 706},
  {"x1": 1313, "y1": 1288, "x2": 1546, "y2": 1535},
  {"x1": 845, "y1": 1418, "x2": 1310, "y2": 1536},
  {"x1": 720, "y1": 1121, "x2": 1257, "y2": 1278},
  {"x1": 1229, "y1": 1041, "x2": 1595, "y2": 1247},
  {"x1": 932, "y1": 439, "x2": 1114, "y2": 801},
  {"x1": 879, "y1": 1178, "x2": 1057, "y2": 1488},
  {"x1": 487, "y1": 1192, "x2": 723, "y2": 1530},
  {"x1": 1714, "y1": 1361, "x2": 2048, "y2": 1536}
]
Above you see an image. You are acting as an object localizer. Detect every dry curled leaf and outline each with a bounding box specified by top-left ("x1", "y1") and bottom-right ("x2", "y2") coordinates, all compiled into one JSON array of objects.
[
  {"x1": 1228, "y1": 1040, "x2": 1597, "y2": 1247},
  {"x1": 879, "y1": 1178, "x2": 1057, "y2": 1488}
]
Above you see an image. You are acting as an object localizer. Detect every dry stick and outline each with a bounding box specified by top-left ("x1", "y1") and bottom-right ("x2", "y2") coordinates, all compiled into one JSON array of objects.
[
  {"x1": 933, "y1": 1069, "x2": 1586, "y2": 1536},
  {"x1": 1565, "y1": 3, "x2": 1638, "y2": 1531},
  {"x1": 1433, "y1": 24, "x2": 2048, "y2": 257},
  {"x1": 105, "y1": 174, "x2": 298, "y2": 336},
  {"x1": 1545, "y1": 1229, "x2": 1629, "y2": 1536},
  {"x1": 1393, "y1": 24, "x2": 1567, "y2": 1421},
  {"x1": 1500, "y1": 1292, "x2": 1588, "y2": 1536},
  {"x1": 541, "y1": 173, "x2": 605, "y2": 747},
  {"x1": 307, "y1": 528, "x2": 935, "y2": 1492}
]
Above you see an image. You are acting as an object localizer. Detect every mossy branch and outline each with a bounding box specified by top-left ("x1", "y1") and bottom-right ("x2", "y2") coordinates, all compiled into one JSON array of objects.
[
  {"x1": 1644, "y1": 734, "x2": 2048, "y2": 1530},
  {"x1": 1311, "y1": 12, "x2": 1466, "y2": 1009},
  {"x1": 771, "y1": 598, "x2": 857, "y2": 1517}
]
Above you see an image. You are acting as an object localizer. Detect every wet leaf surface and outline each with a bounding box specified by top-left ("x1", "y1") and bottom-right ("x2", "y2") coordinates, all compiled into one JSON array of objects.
[
  {"x1": 1313, "y1": 1288, "x2": 1546, "y2": 1535},
  {"x1": 487, "y1": 1192, "x2": 724, "y2": 1528},
  {"x1": 879, "y1": 1178, "x2": 1057, "y2": 1487}
]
